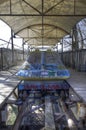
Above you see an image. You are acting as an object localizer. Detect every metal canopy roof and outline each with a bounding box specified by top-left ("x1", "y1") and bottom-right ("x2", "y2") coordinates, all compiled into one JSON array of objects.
[{"x1": 0, "y1": 0, "x2": 86, "y2": 47}]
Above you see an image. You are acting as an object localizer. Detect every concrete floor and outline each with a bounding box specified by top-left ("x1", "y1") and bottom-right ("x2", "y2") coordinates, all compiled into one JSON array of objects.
[{"x1": 67, "y1": 68, "x2": 86, "y2": 103}]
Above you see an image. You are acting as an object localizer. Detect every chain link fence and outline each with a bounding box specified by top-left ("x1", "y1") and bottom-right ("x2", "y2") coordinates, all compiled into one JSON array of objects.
[{"x1": 0, "y1": 48, "x2": 27, "y2": 70}]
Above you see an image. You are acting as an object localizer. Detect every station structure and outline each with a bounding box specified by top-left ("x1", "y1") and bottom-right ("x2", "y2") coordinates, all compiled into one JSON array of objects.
[{"x1": 0, "y1": 0, "x2": 86, "y2": 130}]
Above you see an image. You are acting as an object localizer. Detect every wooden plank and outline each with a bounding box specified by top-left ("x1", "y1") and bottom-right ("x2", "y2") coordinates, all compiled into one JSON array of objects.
[{"x1": 45, "y1": 96, "x2": 56, "y2": 130}]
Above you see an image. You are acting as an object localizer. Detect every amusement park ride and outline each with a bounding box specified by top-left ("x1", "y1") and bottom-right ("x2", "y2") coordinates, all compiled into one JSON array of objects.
[
  {"x1": 16, "y1": 50, "x2": 70, "y2": 81},
  {"x1": 16, "y1": 49, "x2": 70, "y2": 91}
]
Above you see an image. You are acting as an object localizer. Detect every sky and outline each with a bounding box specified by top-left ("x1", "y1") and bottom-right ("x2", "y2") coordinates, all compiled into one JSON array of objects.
[{"x1": 0, "y1": 20, "x2": 24, "y2": 50}]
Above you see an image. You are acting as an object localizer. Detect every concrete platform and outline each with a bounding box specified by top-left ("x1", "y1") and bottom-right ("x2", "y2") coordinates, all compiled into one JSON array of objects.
[
  {"x1": 67, "y1": 69, "x2": 86, "y2": 103},
  {"x1": 0, "y1": 61, "x2": 24, "y2": 106}
]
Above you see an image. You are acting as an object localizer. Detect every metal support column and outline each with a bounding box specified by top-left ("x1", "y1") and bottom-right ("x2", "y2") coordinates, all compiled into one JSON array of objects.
[
  {"x1": 28, "y1": 45, "x2": 30, "y2": 54},
  {"x1": 22, "y1": 39, "x2": 24, "y2": 60},
  {"x1": 56, "y1": 29, "x2": 58, "y2": 53},
  {"x1": 78, "y1": 24, "x2": 84, "y2": 71},
  {"x1": 42, "y1": 0, "x2": 44, "y2": 48},
  {"x1": 73, "y1": 25, "x2": 79, "y2": 70},
  {"x1": 71, "y1": 30, "x2": 75, "y2": 68},
  {"x1": 1, "y1": 48, "x2": 3, "y2": 70},
  {"x1": 56, "y1": 44, "x2": 58, "y2": 53},
  {"x1": 11, "y1": 29, "x2": 14, "y2": 64},
  {"x1": 61, "y1": 39, "x2": 63, "y2": 62}
]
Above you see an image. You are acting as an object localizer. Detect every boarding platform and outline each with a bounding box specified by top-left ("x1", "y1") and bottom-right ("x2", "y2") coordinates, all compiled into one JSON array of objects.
[
  {"x1": 67, "y1": 68, "x2": 86, "y2": 103},
  {"x1": 0, "y1": 62, "x2": 23, "y2": 107}
]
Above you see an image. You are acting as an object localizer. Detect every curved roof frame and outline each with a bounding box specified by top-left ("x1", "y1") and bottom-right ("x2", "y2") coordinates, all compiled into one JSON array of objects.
[
  {"x1": 15, "y1": 23, "x2": 69, "y2": 47},
  {"x1": 15, "y1": 23, "x2": 69, "y2": 35},
  {"x1": 0, "y1": 0, "x2": 86, "y2": 48}
]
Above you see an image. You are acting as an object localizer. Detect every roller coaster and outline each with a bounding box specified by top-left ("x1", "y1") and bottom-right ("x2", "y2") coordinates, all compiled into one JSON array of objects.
[
  {"x1": 16, "y1": 50, "x2": 70, "y2": 81},
  {"x1": 0, "y1": 50, "x2": 85, "y2": 130}
]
